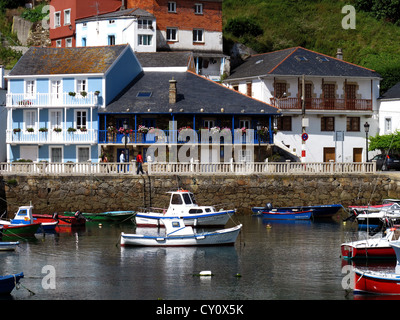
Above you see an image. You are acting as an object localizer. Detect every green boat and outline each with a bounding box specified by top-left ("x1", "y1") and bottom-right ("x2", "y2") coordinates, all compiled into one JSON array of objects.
[
  {"x1": 63, "y1": 210, "x2": 136, "y2": 222},
  {"x1": 0, "y1": 223, "x2": 41, "y2": 238}
]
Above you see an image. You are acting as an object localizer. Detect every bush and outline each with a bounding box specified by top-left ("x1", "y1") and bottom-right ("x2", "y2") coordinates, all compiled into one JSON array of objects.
[
  {"x1": 20, "y1": 3, "x2": 48, "y2": 22},
  {"x1": 224, "y1": 16, "x2": 263, "y2": 38}
]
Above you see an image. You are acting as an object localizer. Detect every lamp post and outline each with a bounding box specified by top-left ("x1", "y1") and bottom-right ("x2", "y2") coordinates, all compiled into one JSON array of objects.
[
  {"x1": 123, "y1": 120, "x2": 129, "y2": 161},
  {"x1": 257, "y1": 121, "x2": 262, "y2": 162},
  {"x1": 364, "y1": 121, "x2": 370, "y2": 162}
]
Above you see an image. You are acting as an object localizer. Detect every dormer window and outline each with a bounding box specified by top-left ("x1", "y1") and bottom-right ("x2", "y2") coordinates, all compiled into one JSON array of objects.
[{"x1": 168, "y1": 1, "x2": 176, "y2": 12}]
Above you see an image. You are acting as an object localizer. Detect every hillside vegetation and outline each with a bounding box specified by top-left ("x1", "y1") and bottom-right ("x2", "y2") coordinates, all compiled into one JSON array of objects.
[{"x1": 223, "y1": 0, "x2": 400, "y2": 93}]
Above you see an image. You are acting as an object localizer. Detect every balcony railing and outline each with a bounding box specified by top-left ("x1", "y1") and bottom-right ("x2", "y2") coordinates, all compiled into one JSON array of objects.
[
  {"x1": 6, "y1": 92, "x2": 100, "y2": 107},
  {"x1": 270, "y1": 97, "x2": 372, "y2": 111},
  {"x1": 99, "y1": 130, "x2": 273, "y2": 145},
  {"x1": 6, "y1": 129, "x2": 97, "y2": 144}
]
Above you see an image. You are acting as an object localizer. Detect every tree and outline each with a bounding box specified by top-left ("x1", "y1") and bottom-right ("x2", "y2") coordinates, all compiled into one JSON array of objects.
[{"x1": 368, "y1": 131, "x2": 400, "y2": 153}]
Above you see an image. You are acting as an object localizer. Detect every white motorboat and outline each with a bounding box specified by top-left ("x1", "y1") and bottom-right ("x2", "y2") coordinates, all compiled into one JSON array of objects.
[
  {"x1": 135, "y1": 189, "x2": 235, "y2": 227},
  {"x1": 121, "y1": 218, "x2": 242, "y2": 247}
]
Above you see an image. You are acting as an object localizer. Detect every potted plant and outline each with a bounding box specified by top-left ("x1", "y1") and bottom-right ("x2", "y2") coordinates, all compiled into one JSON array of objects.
[
  {"x1": 39, "y1": 127, "x2": 48, "y2": 132},
  {"x1": 13, "y1": 128, "x2": 21, "y2": 134},
  {"x1": 68, "y1": 127, "x2": 77, "y2": 133},
  {"x1": 138, "y1": 125, "x2": 149, "y2": 133},
  {"x1": 53, "y1": 127, "x2": 62, "y2": 133},
  {"x1": 94, "y1": 90, "x2": 100, "y2": 96},
  {"x1": 80, "y1": 91, "x2": 87, "y2": 97},
  {"x1": 80, "y1": 127, "x2": 87, "y2": 132},
  {"x1": 68, "y1": 92, "x2": 76, "y2": 97},
  {"x1": 26, "y1": 127, "x2": 34, "y2": 133}
]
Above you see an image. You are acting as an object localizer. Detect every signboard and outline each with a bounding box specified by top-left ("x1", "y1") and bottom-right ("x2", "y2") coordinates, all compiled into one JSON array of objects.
[
  {"x1": 301, "y1": 133, "x2": 309, "y2": 141},
  {"x1": 335, "y1": 131, "x2": 344, "y2": 142}
]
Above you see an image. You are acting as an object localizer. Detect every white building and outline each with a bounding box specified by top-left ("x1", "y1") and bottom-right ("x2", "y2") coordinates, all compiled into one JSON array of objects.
[
  {"x1": 378, "y1": 82, "x2": 400, "y2": 135},
  {"x1": 75, "y1": 8, "x2": 157, "y2": 53},
  {"x1": 224, "y1": 47, "x2": 381, "y2": 163}
]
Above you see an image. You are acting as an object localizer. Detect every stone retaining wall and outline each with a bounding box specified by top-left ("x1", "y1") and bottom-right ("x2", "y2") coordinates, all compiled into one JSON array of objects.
[{"x1": 1, "y1": 173, "x2": 398, "y2": 217}]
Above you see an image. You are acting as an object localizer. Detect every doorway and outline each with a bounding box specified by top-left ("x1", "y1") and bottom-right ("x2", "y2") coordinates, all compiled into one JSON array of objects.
[
  {"x1": 353, "y1": 148, "x2": 362, "y2": 162},
  {"x1": 323, "y1": 147, "x2": 335, "y2": 162}
]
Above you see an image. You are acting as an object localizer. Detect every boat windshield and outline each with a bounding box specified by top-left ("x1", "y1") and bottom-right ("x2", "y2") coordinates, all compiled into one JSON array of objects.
[
  {"x1": 189, "y1": 193, "x2": 197, "y2": 204},
  {"x1": 182, "y1": 193, "x2": 192, "y2": 205},
  {"x1": 171, "y1": 194, "x2": 183, "y2": 205}
]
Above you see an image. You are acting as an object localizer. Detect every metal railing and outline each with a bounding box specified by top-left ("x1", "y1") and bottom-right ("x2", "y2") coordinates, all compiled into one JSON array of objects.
[
  {"x1": 6, "y1": 129, "x2": 97, "y2": 144},
  {"x1": 270, "y1": 97, "x2": 372, "y2": 111},
  {"x1": 0, "y1": 161, "x2": 377, "y2": 176},
  {"x1": 6, "y1": 92, "x2": 99, "y2": 107}
]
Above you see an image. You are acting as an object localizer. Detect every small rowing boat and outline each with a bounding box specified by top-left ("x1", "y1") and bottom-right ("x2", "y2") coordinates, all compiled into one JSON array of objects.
[
  {"x1": 0, "y1": 241, "x2": 19, "y2": 251},
  {"x1": 63, "y1": 210, "x2": 136, "y2": 222},
  {"x1": 0, "y1": 272, "x2": 24, "y2": 295}
]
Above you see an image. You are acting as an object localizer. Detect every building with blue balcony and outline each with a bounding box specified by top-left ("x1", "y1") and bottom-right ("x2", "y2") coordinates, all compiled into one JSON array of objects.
[{"x1": 5, "y1": 44, "x2": 141, "y2": 163}]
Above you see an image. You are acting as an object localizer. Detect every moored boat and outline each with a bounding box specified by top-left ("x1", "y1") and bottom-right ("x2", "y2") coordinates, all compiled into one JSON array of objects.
[
  {"x1": 341, "y1": 227, "x2": 400, "y2": 259},
  {"x1": 121, "y1": 218, "x2": 242, "y2": 247},
  {"x1": 135, "y1": 189, "x2": 235, "y2": 227},
  {"x1": 63, "y1": 210, "x2": 136, "y2": 222},
  {"x1": 0, "y1": 241, "x2": 19, "y2": 251},
  {"x1": 0, "y1": 272, "x2": 24, "y2": 295},
  {"x1": 353, "y1": 269, "x2": 400, "y2": 295},
  {"x1": 252, "y1": 203, "x2": 342, "y2": 219},
  {"x1": 253, "y1": 206, "x2": 313, "y2": 220},
  {"x1": 33, "y1": 212, "x2": 86, "y2": 228},
  {"x1": 1, "y1": 223, "x2": 41, "y2": 238}
]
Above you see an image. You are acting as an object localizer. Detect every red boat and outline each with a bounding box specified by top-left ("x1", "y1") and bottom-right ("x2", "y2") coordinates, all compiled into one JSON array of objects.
[
  {"x1": 354, "y1": 269, "x2": 400, "y2": 295},
  {"x1": 33, "y1": 213, "x2": 85, "y2": 228}
]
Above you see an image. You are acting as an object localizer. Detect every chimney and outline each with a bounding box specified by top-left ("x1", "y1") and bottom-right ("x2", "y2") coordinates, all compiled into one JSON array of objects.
[
  {"x1": 121, "y1": 0, "x2": 126, "y2": 10},
  {"x1": 169, "y1": 78, "x2": 177, "y2": 104},
  {"x1": 336, "y1": 48, "x2": 343, "y2": 60},
  {"x1": 0, "y1": 65, "x2": 4, "y2": 89}
]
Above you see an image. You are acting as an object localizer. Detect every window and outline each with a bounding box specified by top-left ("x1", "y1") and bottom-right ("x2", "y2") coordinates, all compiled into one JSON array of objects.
[
  {"x1": 246, "y1": 82, "x2": 252, "y2": 97},
  {"x1": 24, "y1": 110, "x2": 36, "y2": 129},
  {"x1": 138, "y1": 19, "x2": 152, "y2": 29},
  {"x1": 323, "y1": 83, "x2": 336, "y2": 108},
  {"x1": 65, "y1": 37, "x2": 72, "y2": 47},
  {"x1": 50, "y1": 147, "x2": 62, "y2": 163},
  {"x1": 168, "y1": 1, "x2": 176, "y2": 12},
  {"x1": 346, "y1": 117, "x2": 360, "y2": 132},
  {"x1": 385, "y1": 117, "x2": 392, "y2": 133},
  {"x1": 76, "y1": 110, "x2": 87, "y2": 129},
  {"x1": 203, "y1": 120, "x2": 215, "y2": 129},
  {"x1": 239, "y1": 119, "x2": 250, "y2": 129},
  {"x1": 182, "y1": 193, "x2": 192, "y2": 204},
  {"x1": 171, "y1": 194, "x2": 182, "y2": 204},
  {"x1": 64, "y1": 9, "x2": 71, "y2": 25},
  {"x1": 166, "y1": 27, "x2": 178, "y2": 41},
  {"x1": 81, "y1": 37, "x2": 86, "y2": 47},
  {"x1": 194, "y1": 3, "x2": 203, "y2": 14},
  {"x1": 108, "y1": 35, "x2": 115, "y2": 45},
  {"x1": 321, "y1": 117, "x2": 335, "y2": 131},
  {"x1": 193, "y1": 29, "x2": 203, "y2": 42},
  {"x1": 138, "y1": 34, "x2": 152, "y2": 46},
  {"x1": 54, "y1": 12, "x2": 61, "y2": 27},
  {"x1": 137, "y1": 92, "x2": 152, "y2": 98},
  {"x1": 25, "y1": 80, "x2": 35, "y2": 98},
  {"x1": 76, "y1": 79, "x2": 87, "y2": 94},
  {"x1": 275, "y1": 82, "x2": 287, "y2": 99},
  {"x1": 56, "y1": 39, "x2": 62, "y2": 47},
  {"x1": 77, "y1": 147, "x2": 90, "y2": 162},
  {"x1": 50, "y1": 110, "x2": 62, "y2": 129},
  {"x1": 277, "y1": 116, "x2": 292, "y2": 131}
]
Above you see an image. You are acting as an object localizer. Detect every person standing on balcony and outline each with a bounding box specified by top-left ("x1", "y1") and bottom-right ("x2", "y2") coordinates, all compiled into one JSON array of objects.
[
  {"x1": 120, "y1": 150, "x2": 125, "y2": 163},
  {"x1": 136, "y1": 152, "x2": 144, "y2": 174}
]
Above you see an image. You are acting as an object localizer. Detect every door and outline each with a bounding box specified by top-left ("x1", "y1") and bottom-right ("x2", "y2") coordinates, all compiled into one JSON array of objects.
[
  {"x1": 353, "y1": 148, "x2": 362, "y2": 162},
  {"x1": 50, "y1": 110, "x2": 62, "y2": 142},
  {"x1": 323, "y1": 147, "x2": 336, "y2": 162},
  {"x1": 20, "y1": 146, "x2": 38, "y2": 162},
  {"x1": 51, "y1": 80, "x2": 62, "y2": 105},
  {"x1": 345, "y1": 84, "x2": 356, "y2": 109},
  {"x1": 323, "y1": 84, "x2": 335, "y2": 109}
]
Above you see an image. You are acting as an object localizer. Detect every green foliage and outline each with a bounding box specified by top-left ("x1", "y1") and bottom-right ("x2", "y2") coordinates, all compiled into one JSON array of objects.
[
  {"x1": 21, "y1": 3, "x2": 48, "y2": 22},
  {"x1": 224, "y1": 16, "x2": 263, "y2": 38},
  {"x1": 0, "y1": 0, "x2": 24, "y2": 12},
  {"x1": 369, "y1": 131, "x2": 400, "y2": 152},
  {"x1": 355, "y1": 0, "x2": 400, "y2": 24}
]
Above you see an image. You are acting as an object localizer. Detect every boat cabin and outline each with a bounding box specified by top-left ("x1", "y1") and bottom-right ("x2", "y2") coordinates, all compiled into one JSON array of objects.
[
  {"x1": 167, "y1": 190, "x2": 216, "y2": 215},
  {"x1": 11, "y1": 206, "x2": 34, "y2": 225},
  {"x1": 164, "y1": 219, "x2": 194, "y2": 237}
]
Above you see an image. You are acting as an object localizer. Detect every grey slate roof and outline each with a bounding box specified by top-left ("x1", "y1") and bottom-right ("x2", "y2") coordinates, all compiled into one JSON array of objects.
[
  {"x1": 380, "y1": 82, "x2": 400, "y2": 100},
  {"x1": 76, "y1": 8, "x2": 154, "y2": 23},
  {"x1": 103, "y1": 71, "x2": 278, "y2": 115},
  {"x1": 135, "y1": 52, "x2": 193, "y2": 68},
  {"x1": 226, "y1": 47, "x2": 381, "y2": 80},
  {"x1": 8, "y1": 45, "x2": 129, "y2": 76}
]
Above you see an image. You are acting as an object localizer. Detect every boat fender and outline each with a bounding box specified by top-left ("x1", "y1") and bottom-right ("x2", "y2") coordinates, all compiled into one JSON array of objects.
[{"x1": 24, "y1": 217, "x2": 30, "y2": 221}]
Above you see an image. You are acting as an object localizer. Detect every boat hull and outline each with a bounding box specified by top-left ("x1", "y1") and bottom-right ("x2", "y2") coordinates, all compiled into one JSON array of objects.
[
  {"x1": 121, "y1": 224, "x2": 242, "y2": 247},
  {"x1": 135, "y1": 210, "x2": 234, "y2": 227},
  {"x1": 341, "y1": 244, "x2": 395, "y2": 259},
  {"x1": 33, "y1": 214, "x2": 85, "y2": 227},
  {"x1": 0, "y1": 241, "x2": 19, "y2": 251},
  {"x1": 63, "y1": 211, "x2": 136, "y2": 222},
  {"x1": 1, "y1": 223, "x2": 41, "y2": 238},
  {"x1": 0, "y1": 272, "x2": 24, "y2": 295},
  {"x1": 252, "y1": 204, "x2": 341, "y2": 218},
  {"x1": 354, "y1": 269, "x2": 400, "y2": 295},
  {"x1": 260, "y1": 210, "x2": 312, "y2": 220}
]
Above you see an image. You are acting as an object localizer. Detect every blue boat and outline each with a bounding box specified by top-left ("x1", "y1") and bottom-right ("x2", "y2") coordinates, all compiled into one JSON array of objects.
[
  {"x1": 0, "y1": 272, "x2": 24, "y2": 295},
  {"x1": 252, "y1": 203, "x2": 343, "y2": 219},
  {"x1": 258, "y1": 210, "x2": 313, "y2": 220}
]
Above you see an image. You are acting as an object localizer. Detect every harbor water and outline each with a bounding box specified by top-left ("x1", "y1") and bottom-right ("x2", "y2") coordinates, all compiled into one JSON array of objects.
[{"x1": 0, "y1": 214, "x2": 376, "y2": 300}]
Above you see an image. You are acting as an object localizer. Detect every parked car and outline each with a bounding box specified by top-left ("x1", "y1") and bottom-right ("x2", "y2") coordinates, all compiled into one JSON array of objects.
[{"x1": 369, "y1": 154, "x2": 400, "y2": 171}]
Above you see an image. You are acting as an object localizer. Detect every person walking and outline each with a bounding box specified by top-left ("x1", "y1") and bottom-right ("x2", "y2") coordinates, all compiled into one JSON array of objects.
[{"x1": 136, "y1": 151, "x2": 144, "y2": 174}]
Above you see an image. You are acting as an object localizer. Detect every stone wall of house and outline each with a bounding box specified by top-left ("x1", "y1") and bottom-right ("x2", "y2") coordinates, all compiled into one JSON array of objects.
[{"x1": 1, "y1": 173, "x2": 398, "y2": 217}]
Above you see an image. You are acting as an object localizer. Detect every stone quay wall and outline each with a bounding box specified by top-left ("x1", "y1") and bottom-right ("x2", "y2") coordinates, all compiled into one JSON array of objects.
[{"x1": 0, "y1": 173, "x2": 398, "y2": 217}]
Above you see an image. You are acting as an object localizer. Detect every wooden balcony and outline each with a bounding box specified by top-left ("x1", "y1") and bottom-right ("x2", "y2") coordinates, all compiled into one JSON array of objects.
[{"x1": 270, "y1": 97, "x2": 372, "y2": 111}]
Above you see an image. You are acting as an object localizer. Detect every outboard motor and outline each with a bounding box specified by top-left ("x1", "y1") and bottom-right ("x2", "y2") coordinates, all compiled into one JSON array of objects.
[
  {"x1": 52, "y1": 212, "x2": 59, "y2": 220},
  {"x1": 264, "y1": 203, "x2": 273, "y2": 211}
]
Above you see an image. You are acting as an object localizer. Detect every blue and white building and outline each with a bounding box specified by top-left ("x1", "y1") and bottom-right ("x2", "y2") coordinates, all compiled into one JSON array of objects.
[{"x1": 5, "y1": 44, "x2": 142, "y2": 163}]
